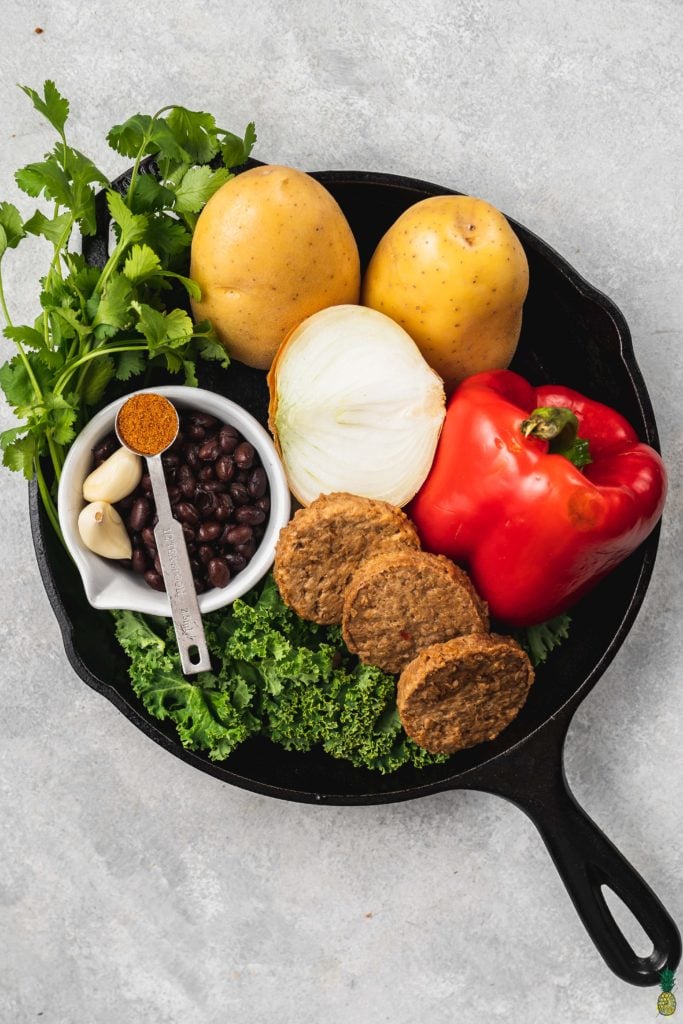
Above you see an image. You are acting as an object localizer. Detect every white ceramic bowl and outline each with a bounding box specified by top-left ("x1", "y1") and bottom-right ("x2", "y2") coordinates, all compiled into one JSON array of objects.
[{"x1": 58, "y1": 385, "x2": 291, "y2": 615}]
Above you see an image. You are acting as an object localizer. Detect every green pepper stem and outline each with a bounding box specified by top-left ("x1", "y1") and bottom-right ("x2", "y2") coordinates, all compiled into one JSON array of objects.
[{"x1": 521, "y1": 406, "x2": 592, "y2": 469}]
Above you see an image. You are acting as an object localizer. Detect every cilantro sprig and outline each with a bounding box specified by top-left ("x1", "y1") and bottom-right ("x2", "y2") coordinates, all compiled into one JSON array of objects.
[{"x1": 0, "y1": 81, "x2": 256, "y2": 540}]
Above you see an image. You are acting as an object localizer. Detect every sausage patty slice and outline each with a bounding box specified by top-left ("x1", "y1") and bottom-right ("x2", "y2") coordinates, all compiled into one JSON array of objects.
[
  {"x1": 397, "y1": 634, "x2": 534, "y2": 755},
  {"x1": 341, "y1": 548, "x2": 489, "y2": 674},
  {"x1": 274, "y1": 492, "x2": 420, "y2": 625}
]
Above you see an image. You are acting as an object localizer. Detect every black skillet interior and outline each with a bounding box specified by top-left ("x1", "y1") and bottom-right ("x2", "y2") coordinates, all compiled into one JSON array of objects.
[{"x1": 31, "y1": 166, "x2": 660, "y2": 803}]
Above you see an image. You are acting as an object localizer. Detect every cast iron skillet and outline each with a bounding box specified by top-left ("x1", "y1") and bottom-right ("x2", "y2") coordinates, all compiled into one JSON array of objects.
[{"x1": 30, "y1": 164, "x2": 681, "y2": 987}]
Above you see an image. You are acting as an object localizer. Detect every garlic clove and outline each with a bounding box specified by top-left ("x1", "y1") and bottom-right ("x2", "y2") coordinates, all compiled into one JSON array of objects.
[
  {"x1": 83, "y1": 446, "x2": 143, "y2": 503},
  {"x1": 78, "y1": 501, "x2": 133, "y2": 560}
]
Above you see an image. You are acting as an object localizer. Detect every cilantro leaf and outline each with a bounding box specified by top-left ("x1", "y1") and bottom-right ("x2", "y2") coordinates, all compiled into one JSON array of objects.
[
  {"x1": 1, "y1": 431, "x2": 36, "y2": 477},
  {"x1": 173, "y1": 165, "x2": 232, "y2": 213},
  {"x1": 123, "y1": 243, "x2": 162, "y2": 284},
  {"x1": 107, "y1": 114, "x2": 189, "y2": 164},
  {"x1": 130, "y1": 174, "x2": 175, "y2": 213},
  {"x1": 19, "y1": 81, "x2": 69, "y2": 135},
  {"x1": 0, "y1": 353, "x2": 36, "y2": 409},
  {"x1": 24, "y1": 209, "x2": 73, "y2": 246},
  {"x1": 142, "y1": 214, "x2": 191, "y2": 257},
  {"x1": 15, "y1": 155, "x2": 71, "y2": 205},
  {"x1": 5, "y1": 324, "x2": 64, "y2": 370},
  {"x1": 91, "y1": 272, "x2": 134, "y2": 337},
  {"x1": 62, "y1": 147, "x2": 108, "y2": 234},
  {"x1": 166, "y1": 107, "x2": 219, "y2": 164},
  {"x1": 133, "y1": 302, "x2": 193, "y2": 350},
  {"x1": 0, "y1": 202, "x2": 25, "y2": 254},
  {"x1": 45, "y1": 391, "x2": 78, "y2": 445},
  {"x1": 106, "y1": 190, "x2": 148, "y2": 248},
  {"x1": 196, "y1": 332, "x2": 230, "y2": 369},
  {"x1": 183, "y1": 359, "x2": 198, "y2": 387},
  {"x1": 219, "y1": 122, "x2": 257, "y2": 168},
  {"x1": 115, "y1": 349, "x2": 146, "y2": 381}
]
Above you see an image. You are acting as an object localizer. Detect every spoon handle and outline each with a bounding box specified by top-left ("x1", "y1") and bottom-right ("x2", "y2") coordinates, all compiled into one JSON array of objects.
[{"x1": 147, "y1": 454, "x2": 211, "y2": 675}]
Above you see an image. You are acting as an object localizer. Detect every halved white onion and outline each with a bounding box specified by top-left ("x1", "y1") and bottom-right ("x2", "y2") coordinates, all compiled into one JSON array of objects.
[{"x1": 268, "y1": 304, "x2": 446, "y2": 506}]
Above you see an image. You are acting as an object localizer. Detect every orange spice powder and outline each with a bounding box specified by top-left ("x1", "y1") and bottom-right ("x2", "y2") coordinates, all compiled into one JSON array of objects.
[{"x1": 117, "y1": 393, "x2": 178, "y2": 455}]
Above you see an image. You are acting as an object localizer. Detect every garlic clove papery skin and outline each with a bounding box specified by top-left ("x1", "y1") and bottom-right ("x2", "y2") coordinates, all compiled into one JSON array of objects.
[
  {"x1": 83, "y1": 446, "x2": 143, "y2": 503},
  {"x1": 269, "y1": 304, "x2": 446, "y2": 507},
  {"x1": 78, "y1": 501, "x2": 133, "y2": 559}
]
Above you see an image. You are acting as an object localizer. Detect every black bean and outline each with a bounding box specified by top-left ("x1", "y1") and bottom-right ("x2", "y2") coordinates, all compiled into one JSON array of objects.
[
  {"x1": 185, "y1": 444, "x2": 200, "y2": 470},
  {"x1": 167, "y1": 485, "x2": 181, "y2": 504},
  {"x1": 225, "y1": 552, "x2": 247, "y2": 573},
  {"x1": 235, "y1": 469, "x2": 250, "y2": 485},
  {"x1": 132, "y1": 549, "x2": 148, "y2": 575},
  {"x1": 141, "y1": 526, "x2": 156, "y2": 549},
  {"x1": 219, "y1": 425, "x2": 240, "y2": 453},
  {"x1": 189, "y1": 557, "x2": 202, "y2": 576},
  {"x1": 200, "y1": 479, "x2": 227, "y2": 494},
  {"x1": 229, "y1": 482, "x2": 250, "y2": 505},
  {"x1": 214, "y1": 494, "x2": 234, "y2": 522},
  {"x1": 236, "y1": 538, "x2": 257, "y2": 560},
  {"x1": 176, "y1": 502, "x2": 200, "y2": 526},
  {"x1": 198, "y1": 439, "x2": 221, "y2": 461},
  {"x1": 234, "y1": 441, "x2": 255, "y2": 469},
  {"x1": 223, "y1": 524, "x2": 253, "y2": 547},
  {"x1": 208, "y1": 558, "x2": 231, "y2": 588},
  {"x1": 117, "y1": 493, "x2": 137, "y2": 511},
  {"x1": 162, "y1": 453, "x2": 180, "y2": 470},
  {"x1": 215, "y1": 454, "x2": 235, "y2": 482},
  {"x1": 198, "y1": 521, "x2": 222, "y2": 542},
  {"x1": 195, "y1": 489, "x2": 217, "y2": 518},
  {"x1": 198, "y1": 465, "x2": 215, "y2": 482},
  {"x1": 154, "y1": 553, "x2": 162, "y2": 574},
  {"x1": 177, "y1": 464, "x2": 195, "y2": 500},
  {"x1": 129, "y1": 497, "x2": 151, "y2": 532},
  {"x1": 198, "y1": 544, "x2": 214, "y2": 565},
  {"x1": 235, "y1": 505, "x2": 266, "y2": 526},
  {"x1": 92, "y1": 435, "x2": 118, "y2": 465},
  {"x1": 180, "y1": 522, "x2": 196, "y2": 545},
  {"x1": 192, "y1": 412, "x2": 219, "y2": 430},
  {"x1": 186, "y1": 423, "x2": 206, "y2": 441},
  {"x1": 247, "y1": 467, "x2": 267, "y2": 498},
  {"x1": 256, "y1": 495, "x2": 270, "y2": 513},
  {"x1": 144, "y1": 570, "x2": 165, "y2": 591},
  {"x1": 193, "y1": 577, "x2": 206, "y2": 594}
]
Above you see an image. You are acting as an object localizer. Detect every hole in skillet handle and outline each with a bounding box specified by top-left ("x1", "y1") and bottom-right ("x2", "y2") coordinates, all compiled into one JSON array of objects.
[{"x1": 461, "y1": 712, "x2": 681, "y2": 987}]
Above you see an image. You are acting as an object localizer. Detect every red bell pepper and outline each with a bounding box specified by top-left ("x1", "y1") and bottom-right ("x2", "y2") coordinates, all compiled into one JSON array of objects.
[{"x1": 409, "y1": 369, "x2": 667, "y2": 627}]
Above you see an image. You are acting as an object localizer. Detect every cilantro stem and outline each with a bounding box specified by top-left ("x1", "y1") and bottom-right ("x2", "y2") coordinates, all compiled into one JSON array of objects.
[
  {"x1": 53, "y1": 343, "x2": 148, "y2": 396},
  {"x1": 126, "y1": 127, "x2": 155, "y2": 211},
  {"x1": 0, "y1": 267, "x2": 46, "y2": 403},
  {"x1": 35, "y1": 458, "x2": 62, "y2": 543},
  {"x1": 97, "y1": 242, "x2": 123, "y2": 292},
  {"x1": 0, "y1": 267, "x2": 13, "y2": 327},
  {"x1": 46, "y1": 435, "x2": 63, "y2": 481}
]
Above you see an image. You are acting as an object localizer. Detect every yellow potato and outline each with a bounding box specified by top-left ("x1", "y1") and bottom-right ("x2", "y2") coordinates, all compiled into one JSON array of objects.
[
  {"x1": 190, "y1": 165, "x2": 360, "y2": 369},
  {"x1": 361, "y1": 195, "x2": 529, "y2": 390}
]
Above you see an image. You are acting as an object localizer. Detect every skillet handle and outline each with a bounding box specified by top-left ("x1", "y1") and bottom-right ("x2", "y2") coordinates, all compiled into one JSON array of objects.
[{"x1": 462, "y1": 715, "x2": 681, "y2": 986}]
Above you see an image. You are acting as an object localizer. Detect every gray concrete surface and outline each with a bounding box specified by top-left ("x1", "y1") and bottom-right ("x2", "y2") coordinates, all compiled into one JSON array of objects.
[{"x1": 1, "y1": 1, "x2": 681, "y2": 1021}]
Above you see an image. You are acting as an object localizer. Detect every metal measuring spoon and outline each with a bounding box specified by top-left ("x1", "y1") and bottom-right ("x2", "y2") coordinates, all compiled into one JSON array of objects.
[{"x1": 116, "y1": 393, "x2": 211, "y2": 675}]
